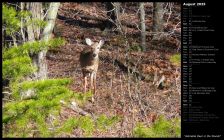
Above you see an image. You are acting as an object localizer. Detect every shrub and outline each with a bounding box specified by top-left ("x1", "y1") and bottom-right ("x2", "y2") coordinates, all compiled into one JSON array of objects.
[
  {"x1": 96, "y1": 114, "x2": 121, "y2": 131},
  {"x1": 169, "y1": 54, "x2": 181, "y2": 66},
  {"x1": 133, "y1": 116, "x2": 181, "y2": 138}
]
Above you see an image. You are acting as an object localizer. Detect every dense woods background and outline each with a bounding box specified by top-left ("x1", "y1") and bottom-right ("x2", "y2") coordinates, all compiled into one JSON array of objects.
[{"x1": 2, "y1": 2, "x2": 181, "y2": 137}]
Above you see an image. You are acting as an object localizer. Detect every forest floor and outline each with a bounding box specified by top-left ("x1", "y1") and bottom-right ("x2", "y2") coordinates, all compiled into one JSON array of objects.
[{"x1": 46, "y1": 2, "x2": 181, "y2": 137}]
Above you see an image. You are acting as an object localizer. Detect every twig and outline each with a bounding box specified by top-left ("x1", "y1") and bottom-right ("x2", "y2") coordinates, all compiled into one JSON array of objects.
[
  {"x1": 60, "y1": 100, "x2": 94, "y2": 118},
  {"x1": 70, "y1": 101, "x2": 92, "y2": 117}
]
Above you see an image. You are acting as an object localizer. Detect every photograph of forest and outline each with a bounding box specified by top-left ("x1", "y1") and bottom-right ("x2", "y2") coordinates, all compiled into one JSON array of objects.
[{"x1": 2, "y1": 2, "x2": 181, "y2": 137}]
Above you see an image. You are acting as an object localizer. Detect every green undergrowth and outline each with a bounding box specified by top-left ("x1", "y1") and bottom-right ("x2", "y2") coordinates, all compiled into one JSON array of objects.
[
  {"x1": 133, "y1": 116, "x2": 181, "y2": 138},
  {"x1": 3, "y1": 78, "x2": 121, "y2": 137},
  {"x1": 129, "y1": 44, "x2": 143, "y2": 52},
  {"x1": 3, "y1": 3, "x2": 46, "y2": 36},
  {"x1": 96, "y1": 114, "x2": 121, "y2": 131},
  {"x1": 3, "y1": 78, "x2": 74, "y2": 137},
  {"x1": 169, "y1": 54, "x2": 181, "y2": 66},
  {"x1": 56, "y1": 114, "x2": 121, "y2": 137},
  {"x1": 73, "y1": 91, "x2": 93, "y2": 106}
]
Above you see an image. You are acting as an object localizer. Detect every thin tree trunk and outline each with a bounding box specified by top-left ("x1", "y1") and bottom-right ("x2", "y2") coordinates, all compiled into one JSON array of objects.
[
  {"x1": 114, "y1": 2, "x2": 123, "y2": 33},
  {"x1": 24, "y1": 3, "x2": 60, "y2": 80},
  {"x1": 25, "y1": 3, "x2": 43, "y2": 79},
  {"x1": 41, "y1": 3, "x2": 60, "y2": 41},
  {"x1": 38, "y1": 2, "x2": 60, "y2": 80},
  {"x1": 26, "y1": 3, "x2": 35, "y2": 42},
  {"x1": 21, "y1": 3, "x2": 43, "y2": 98},
  {"x1": 32, "y1": 3, "x2": 43, "y2": 79},
  {"x1": 105, "y1": 2, "x2": 115, "y2": 29},
  {"x1": 26, "y1": 2, "x2": 42, "y2": 40},
  {"x1": 153, "y1": 2, "x2": 164, "y2": 33},
  {"x1": 139, "y1": 2, "x2": 146, "y2": 51},
  {"x1": 114, "y1": 3, "x2": 120, "y2": 26},
  {"x1": 32, "y1": 3, "x2": 42, "y2": 40},
  {"x1": 2, "y1": 29, "x2": 4, "y2": 48},
  {"x1": 20, "y1": 2, "x2": 26, "y2": 43},
  {"x1": 11, "y1": 35, "x2": 17, "y2": 47}
]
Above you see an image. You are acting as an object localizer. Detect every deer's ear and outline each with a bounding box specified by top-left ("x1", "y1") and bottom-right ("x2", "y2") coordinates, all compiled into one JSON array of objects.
[
  {"x1": 85, "y1": 38, "x2": 93, "y2": 46},
  {"x1": 98, "y1": 39, "x2": 105, "y2": 47}
]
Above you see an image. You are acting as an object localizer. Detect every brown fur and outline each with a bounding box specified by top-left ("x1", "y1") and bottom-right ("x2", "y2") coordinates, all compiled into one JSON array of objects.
[
  {"x1": 79, "y1": 38, "x2": 104, "y2": 102},
  {"x1": 80, "y1": 47, "x2": 99, "y2": 76}
]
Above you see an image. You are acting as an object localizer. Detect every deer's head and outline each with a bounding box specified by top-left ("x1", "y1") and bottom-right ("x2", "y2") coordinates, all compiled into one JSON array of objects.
[{"x1": 85, "y1": 38, "x2": 104, "y2": 58}]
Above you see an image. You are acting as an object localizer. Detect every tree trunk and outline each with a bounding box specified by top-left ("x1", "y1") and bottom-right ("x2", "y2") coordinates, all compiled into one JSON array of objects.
[
  {"x1": 20, "y1": 2, "x2": 26, "y2": 43},
  {"x1": 25, "y1": 3, "x2": 35, "y2": 42},
  {"x1": 114, "y1": 2, "x2": 121, "y2": 27},
  {"x1": 105, "y1": 2, "x2": 121, "y2": 32},
  {"x1": 25, "y1": 3, "x2": 60, "y2": 80},
  {"x1": 139, "y1": 2, "x2": 146, "y2": 51},
  {"x1": 152, "y1": 2, "x2": 164, "y2": 33},
  {"x1": 41, "y1": 3, "x2": 60, "y2": 41},
  {"x1": 31, "y1": 3, "x2": 42, "y2": 40},
  {"x1": 26, "y1": 2, "x2": 42, "y2": 40},
  {"x1": 25, "y1": 3, "x2": 43, "y2": 79},
  {"x1": 2, "y1": 28, "x2": 5, "y2": 48},
  {"x1": 38, "y1": 2, "x2": 60, "y2": 80},
  {"x1": 105, "y1": 2, "x2": 114, "y2": 29},
  {"x1": 11, "y1": 35, "x2": 17, "y2": 47}
]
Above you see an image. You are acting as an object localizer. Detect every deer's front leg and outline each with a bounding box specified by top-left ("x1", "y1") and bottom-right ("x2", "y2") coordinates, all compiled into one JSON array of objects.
[
  {"x1": 84, "y1": 76, "x2": 87, "y2": 93},
  {"x1": 91, "y1": 72, "x2": 97, "y2": 102},
  {"x1": 90, "y1": 73, "x2": 94, "y2": 91},
  {"x1": 93, "y1": 72, "x2": 97, "y2": 94}
]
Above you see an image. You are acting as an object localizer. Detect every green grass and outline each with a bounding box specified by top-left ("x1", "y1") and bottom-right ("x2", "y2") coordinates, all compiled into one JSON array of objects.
[
  {"x1": 96, "y1": 114, "x2": 121, "y2": 131},
  {"x1": 3, "y1": 78, "x2": 75, "y2": 137},
  {"x1": 54, "y1": 115, "x2": 120, "y2": 137},
  {"x1": 133, "y1": 116, "x2": 181, "y2": 138},
  {"x1": 73, "y1": 91, "x2": 93, "y2": 106},
  {"x1": 3, "y1": 81, "x2": 121, "y2": 137},
  {"x1": 169, "y1": 54, "x2": 181, "y2": 66},
  {"x1": 128, "y1": 44, "x2": 143, "y2": 52}
]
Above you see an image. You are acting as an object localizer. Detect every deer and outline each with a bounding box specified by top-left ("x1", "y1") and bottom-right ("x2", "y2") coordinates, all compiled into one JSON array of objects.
[{"x1": 79, "y1": 38, "x2": 104, "y2": 102}]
